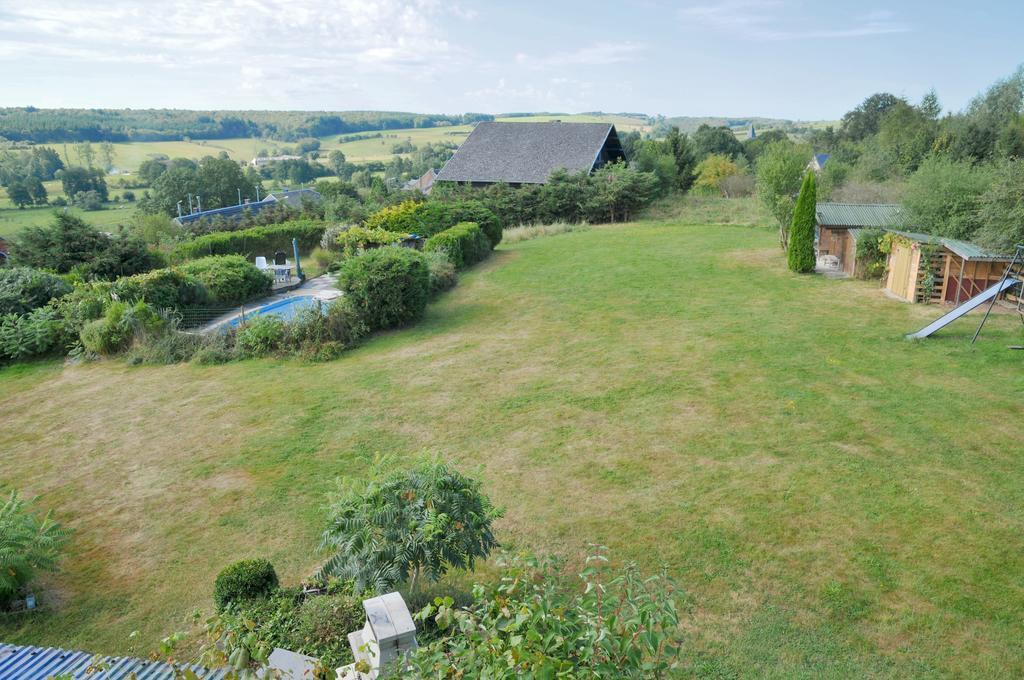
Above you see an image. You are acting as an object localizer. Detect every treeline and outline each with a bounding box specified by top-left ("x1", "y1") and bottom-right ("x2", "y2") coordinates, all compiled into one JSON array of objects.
[
  {"x1": 0, "y1": 109, "x2": 495, "y2": 143},
  {"x1": 808, "y1": 65, "x2": 1024, "y2": 250}
]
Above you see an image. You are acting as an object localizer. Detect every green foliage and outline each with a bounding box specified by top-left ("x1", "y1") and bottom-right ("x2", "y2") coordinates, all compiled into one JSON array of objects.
[
  {"x1": 79, "y1": 300, "x2": 163, "y2": 355},
  {"x1": 318, "y1": 457, "x2": 502, "y2": 595},
  {"x1": 111, "y1": 268, "x2": 209, "y2": 310},
  {"x1": 854, "y1": 228, "x2": 888, "y2": 278},
  {"x1": 0, "y1": 307, "x2": 70, "y2": 362},
  {"x1": 362, "y1": 199, "x2": 503, "y2": 247},
  {"x1": 172, "y1": 220, "x2": 325, "y2": 261},
  {"x1": 755, "y1": 140, "x2": 810, "y2": 244},
  {"x1": 424, "y1": 250, "x2": 458, "y2": 294},
  {"x1": 423, "y1": 222, "x2": 491, "y2": 269},
  {"x1": 974, "y1": 159, "x2": 1024, "y2": 252},
  {"x1": 903, "y1": 156, "x2": 991, "y2": 240},
  {"x1": 336, "y1": 226, "x2": 408, "y2": 256},
  {"x1": 692, "y1": 123, "x2": 745, "y2": 160},
  {"x1": 693, "y1": 154, "x2": 741, "y2": 195},
  {"x1": 0, "y1": 268, "x2": 71, "y2": 316},
  {"x1": 57, "y1": 166, "x2": 108, "y2": 202},
  {"x1": 787, "y1": 172, "x2": 817, "y2": 273},
  {"x1": 213, "y1": 559, "x2": 280, "y2": 611},
  {"x1": 236, "y1": 316, "x2": 288, "y2": 358},
  {"x1": 337, "y1": 247, "x2": 430, "y2": 330},
  {"x1": 410, "y1": 550, "x2": 683, "y2": 678},
  {"x1": 178, "y1": 255, "x2": 272, "y2": 305},
  {"x1": 0, "y1": 491, "x2": 70, "y2": 607}
]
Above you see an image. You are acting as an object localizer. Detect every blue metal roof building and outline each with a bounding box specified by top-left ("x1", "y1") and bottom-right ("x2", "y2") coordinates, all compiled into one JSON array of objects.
[{"x1": 0, "y1": 643, "x2": 231, "y2": 679}]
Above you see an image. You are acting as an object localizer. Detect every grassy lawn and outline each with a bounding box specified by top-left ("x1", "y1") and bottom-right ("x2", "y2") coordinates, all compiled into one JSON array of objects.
[{"x1": 2, "y1": 218, "x2": 1024, "y2": 677}]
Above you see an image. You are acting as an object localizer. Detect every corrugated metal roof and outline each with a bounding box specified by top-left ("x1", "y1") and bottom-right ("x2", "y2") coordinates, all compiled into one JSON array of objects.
[
  {"x1": 887, "y1": 230, "x2": 1012, "y2": 262},
  {"x1": 0, "y1": 643, "x2": 231, "y2": 679},
  {"x1": 816, "y1": 202, "x2": 907, "y2": 228}
]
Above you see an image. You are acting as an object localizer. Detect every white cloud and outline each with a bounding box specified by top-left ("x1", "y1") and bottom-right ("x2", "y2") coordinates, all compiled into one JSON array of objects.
[
  {"x1": 678, "y1": 1, "x2": 910, "y2": 40},
  {"x1": 0, "y1": 0, "x2": 463, "y2": 97},
  {"x1": 514, "y1": 41, "x2": 646, "y2": 69}
]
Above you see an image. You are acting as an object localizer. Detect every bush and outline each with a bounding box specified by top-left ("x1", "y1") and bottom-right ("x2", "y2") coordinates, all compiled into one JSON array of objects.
[
  {"x1": 855, "y1": 228, "x2": 888, "y2": 278},
  {"x1": 787, "y1": 172, "x2": 817, "y2": 273},
  {"x1": 0, "y1": 307, "x2": 71, "y2": 362},
  {"x1": 0, "y1": 491, "x2": 70, "y2": 608},
  {"x1": 363, "y1": 200, "x2": 502, "y2": 247},
  {"x1": 337, "y1": 247, "x2": 430, "y2": 330},
  {"x1": 213, "y1": 558, "x2": 280, "y2": 610},
  {"x1": 126, "y1": 325, "x2": 205, "y2": 365},
  {"x1": 319, "y1": 224, "x2": 351, "y2": 251},
  {"x1": 172, "y1": 220, "x2": 325, "y2": 261},
  {"x1": 179, "y1": 255, "x2": 272, "y2": 305},
  {"x1": 191, "y1": 332, "x2": 238, "y2": 365},
  {"x1": 362, "y1": 200, "x2": 425, "y2": 234},
  {"x1": 111, "y1": 268, "x2": 209, "y2": 311},
  {"x1": 0, "y1": 267, "x2": 71, "y2": 316},
  {"x1": 424, "y1": 250, "x2": 458, "y2": 294},
  {"x1": 410, "y1": 550, "x2": 682, "y2": 678},
  {"x1": 336, "y1": 226, "x2": 408, "y2": 256},
  {"x1": 236, "y1": 315, "x2": 287, "y2": 358},
  {"x1": 80, "y1": 301, "x2": 164, "y2": 356},
  {"x1": 903, "y1": 157, "x2": 991, "y2": 240},
  {"x1": 423, "y1": 222, "x2": 490, "y2": 269},
  {"x1": 318, "y1": 457, "x2": 502, "y2": 595}
]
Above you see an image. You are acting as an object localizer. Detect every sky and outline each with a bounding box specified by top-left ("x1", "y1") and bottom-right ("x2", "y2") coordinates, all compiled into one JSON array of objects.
[{"x1": 0, "y1": 0, "x2": 1022, "y2": 120}]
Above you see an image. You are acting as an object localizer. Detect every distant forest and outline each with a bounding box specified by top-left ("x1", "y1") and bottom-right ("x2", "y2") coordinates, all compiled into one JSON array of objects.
[{"x1": 0, "y1": 109, "x2": 495, "y2": 143}]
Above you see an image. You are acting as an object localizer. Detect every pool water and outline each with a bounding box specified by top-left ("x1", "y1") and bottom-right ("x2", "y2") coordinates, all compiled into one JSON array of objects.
[{"x1": 227, "y1": 296, "x2": 320, "y2": 328}]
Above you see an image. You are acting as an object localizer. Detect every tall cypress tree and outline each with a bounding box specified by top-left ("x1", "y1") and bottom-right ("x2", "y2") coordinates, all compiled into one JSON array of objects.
[{"x1": 787, "y1": 171, "x2": 817, "y2": 273}]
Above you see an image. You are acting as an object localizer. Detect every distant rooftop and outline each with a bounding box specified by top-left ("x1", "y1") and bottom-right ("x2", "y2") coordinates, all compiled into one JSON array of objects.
[{"x1": 436, "y1": 121, "x2": 625, "y2": 185}]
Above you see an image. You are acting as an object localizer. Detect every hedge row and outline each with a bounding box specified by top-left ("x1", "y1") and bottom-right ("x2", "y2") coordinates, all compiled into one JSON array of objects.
[
  {"x1": 337, "y1": 247, "x2": 431, "y2": 330},
  {"x1": 423, "y1": 222, "x2": 491, "y2": 269},
  {"x1": 172, "y1": 220, "x2": 326, "y2": 262},
  {"x1": 363, "y1": 200, "x2": 501, "y2": 248}
]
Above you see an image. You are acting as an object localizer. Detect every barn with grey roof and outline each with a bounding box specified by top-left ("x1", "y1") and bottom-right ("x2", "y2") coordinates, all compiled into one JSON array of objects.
[{"x1": 436, "y1": 121, "x2": 626, "y2": 186}]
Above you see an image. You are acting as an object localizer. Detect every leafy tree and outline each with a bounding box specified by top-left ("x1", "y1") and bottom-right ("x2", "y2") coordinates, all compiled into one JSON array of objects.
[
  {"x1": 693, "y1": 154, "x2": 741, "y2": 194},
  {"x1": 12, "y1": 213, "x2": 157, "y2": 278},
  {"x1": 903, "y1": 156, "x2": 992, "y2": 239},
  {"x1": 663, "y1": 126, "x2": 698, "y2": 190},
  {"x1": 974, "y1": 159, "x2": 1024, "y2": 251},
  {"x1": 197, "y1": 156, "x2": 258, "y2": 210},
  {"x1": 138, "y1": 159, "x2": 167, "y2": 185},
  {"x1": 99, "y1": 141, "x2": 115, "y2": 170},
  {"x1": 317, "y1": 457, "x2": 502, "y2": 595},
  {"x1": 692, "y1": 124, "x2": 744, "y2": 160},
  {"x1": 841, "y1": 93, "x2": 904, "y2": 141},
  {"x1": 56, "y1": 166, "x2": 108, "y2": 201},
  {"x1": 147, "y1": 166, "x2": 202, "y2": 216},
  {"x1": 877, "y1": 101, "x2": 936, "y2": 173},
  {"x1": 26, "y1": 176, "x2": 47, "y2": 205},
  {"x1": 787, "y1": 171, "x2": 816, "y2": 273},
  {"x1": 411, "y1": 550, "x2": 683, "y2": 679},
  {"x1": 328, "y1": 149, "x2": 348, "y2": 176},
  {"x1": 744, "y1": 128, "x2": 790, "y2": 162},
  {"x1": 75, "y1": 141, "x2": 95, "y2": 168},
  {"x1": 630, "y1": 141, "x2": 678, "y2": 195},
  {"x1": 0, "y1": 491, "x2": 70, "y2": 607},
  {"x1": 920, "y1": 88, "x2": 943, "y2": 120},
  {"x1": 755, "y1": 139, "x2": 809, "y2": 248},
  {"x1": 72, "y1": 189, "x2": 103, "y2": 211},
  {"x1": 6, "y1": 178, "x2": 31, "y2": 208}
]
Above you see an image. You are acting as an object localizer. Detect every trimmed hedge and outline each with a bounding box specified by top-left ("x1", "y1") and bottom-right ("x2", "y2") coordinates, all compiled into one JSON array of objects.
[
  {"x1": 179, "y1": 255, "x2": 272, "y2": 305},
  {"x1": 336, "y1": 226, "x2": 408, "y2": 255},
  {"x1": 111, "y1": 268, "x2": 209, "y2": 310},
  {"x1": 213, "y1": 558, "x2": 280, "y2": 611},
  {"x1": 338, "y1": 247, "x2": 431, "y2": 330},
  {"x1": 172, "y1": 220, "x2": 326, "y2": 261},
  {"x1": 424, "y1": 222, "x2": 491, "y2": 269}
]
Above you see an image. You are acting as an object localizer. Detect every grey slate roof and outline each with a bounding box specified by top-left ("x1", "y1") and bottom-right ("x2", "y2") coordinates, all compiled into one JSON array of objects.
[
  {"x1": 0, "y1": 643, "x2": 231, "y2": 679},
  {"x1": 816, "y1": 202, "x2": 907, "y2": 228},
  {"x1": 264, "y1": 188, "x2": 322, "y2": 207},
  {"x1": 436, "y1": 121, "x2": 623, "y2": 185}
]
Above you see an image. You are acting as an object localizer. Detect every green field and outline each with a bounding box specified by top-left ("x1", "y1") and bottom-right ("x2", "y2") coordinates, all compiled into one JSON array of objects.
[
  {"x1": 2, "y1": 208, "x2": 1023, "y2": 677},
  {"x1": 0, "y1": 181, "x2": 137, "y2": 239}
]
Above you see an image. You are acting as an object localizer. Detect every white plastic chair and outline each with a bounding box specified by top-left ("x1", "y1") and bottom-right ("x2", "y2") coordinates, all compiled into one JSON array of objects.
[{"x1": 255, "y1": 256, "x2": 268, "y2": 269}]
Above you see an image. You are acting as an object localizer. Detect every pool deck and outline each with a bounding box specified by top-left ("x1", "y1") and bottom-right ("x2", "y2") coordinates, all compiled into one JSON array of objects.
[{"x1": 199, "y1": 274, "x2": 342, "y2": 333}]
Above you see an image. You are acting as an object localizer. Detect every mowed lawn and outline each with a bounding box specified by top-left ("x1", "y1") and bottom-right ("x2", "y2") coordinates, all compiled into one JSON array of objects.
[{"x1": 2, "y1": 221, "x2": 1024, "y2": 677}]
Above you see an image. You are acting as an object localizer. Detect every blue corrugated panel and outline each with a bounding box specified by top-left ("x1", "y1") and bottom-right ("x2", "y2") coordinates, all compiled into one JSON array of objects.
[{"x1": 0, "y1": 644, "x2": 231, "y2": 679}]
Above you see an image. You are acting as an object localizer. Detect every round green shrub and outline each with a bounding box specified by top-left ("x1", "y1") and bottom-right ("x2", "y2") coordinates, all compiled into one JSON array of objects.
[
  {"x1": 213, "y1": 558, "x2": 279, "y2": 610},
  {"x1": 0, "y1": 267, "x2": 72, "y2": 316},
  {"x1": 179, "y1": 255, "x2": 272, "y2": 305},
  {"x1": 338, "y1": 247, "x2": 430, "y2": 330},
  {"x1": 112, "y1": 268, "x2": 209, "y2": 310}
]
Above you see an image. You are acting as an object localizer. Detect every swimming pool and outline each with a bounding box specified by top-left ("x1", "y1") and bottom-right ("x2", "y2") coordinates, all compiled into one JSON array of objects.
[{"x1": 226, "y1": 295, "x2": 320, "y2": 328}]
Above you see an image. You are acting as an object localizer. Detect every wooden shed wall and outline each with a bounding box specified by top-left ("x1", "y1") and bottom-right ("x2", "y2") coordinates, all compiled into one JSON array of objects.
[
  {"x1": 940, "y1": 256, "x2": 1011, "y2": 304},
  {"x1": 885, "y1": 243, "x2": 919, "y2": 301}
]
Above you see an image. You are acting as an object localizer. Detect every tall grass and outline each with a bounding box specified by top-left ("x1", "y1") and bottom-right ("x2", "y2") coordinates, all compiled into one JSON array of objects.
[{"x1": 502, "y1": 221, "x2": 591, "y2": 244}]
